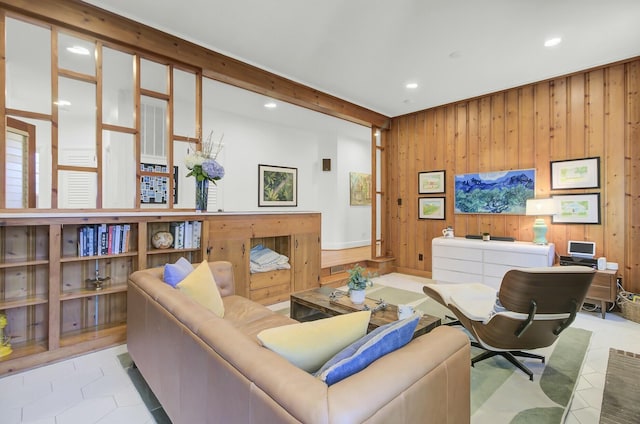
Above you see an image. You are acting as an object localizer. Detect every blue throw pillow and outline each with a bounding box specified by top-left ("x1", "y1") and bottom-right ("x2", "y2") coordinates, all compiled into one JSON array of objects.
[
  {"x1": 163, "y1": 257, "x2": 193, "y2": 287},
  {"x1": 314, "y1": 313, "x2": 420, "y2": 385}
]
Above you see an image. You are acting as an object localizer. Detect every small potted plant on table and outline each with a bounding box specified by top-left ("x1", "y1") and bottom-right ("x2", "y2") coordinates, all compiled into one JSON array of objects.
[{"x1": 347, "y1": 264, "x2": 374, "y2": 305}]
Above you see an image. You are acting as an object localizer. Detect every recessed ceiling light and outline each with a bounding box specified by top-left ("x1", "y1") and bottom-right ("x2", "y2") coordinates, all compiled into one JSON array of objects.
[
  {"x1": 544, "y1": 37, "x2": 562, "y2": 47},
  {"x1": 66, "y1": 45, "x2": 90, "y2": 55},
  {"x1": 54, "y1": 100, "x2": 71, "y2": 106},
  {"x1": 406, "y1": 83, "x2": 418, "y2": 89},
  {"x1": 264, "y1": 102, "x2": 277, "y2": 109}
]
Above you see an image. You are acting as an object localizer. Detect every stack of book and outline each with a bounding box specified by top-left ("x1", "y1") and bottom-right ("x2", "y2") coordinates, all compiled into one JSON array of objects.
[
  {"x1": 169, "y1": 221, "x2": 202, "y2": 249},
  {"x1": 78, "y1": 224, "x2": 132, "y2": 257}
]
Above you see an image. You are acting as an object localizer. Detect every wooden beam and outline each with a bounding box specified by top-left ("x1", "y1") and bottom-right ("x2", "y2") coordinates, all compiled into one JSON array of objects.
[{"x1": 0, "y1": 0, "x2": 390, "y2": 128}]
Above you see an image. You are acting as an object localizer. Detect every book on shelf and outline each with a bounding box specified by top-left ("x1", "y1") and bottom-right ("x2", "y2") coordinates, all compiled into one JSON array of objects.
[
  {"x1": 166, "y1": 220, "x2": 201, "y2": 250},
  {"x1": 193, "y1": 221, "x2": 202, "y2": 248},
  {"x1": 78, "y1": 224, "x2": 133, "y2": 257}
]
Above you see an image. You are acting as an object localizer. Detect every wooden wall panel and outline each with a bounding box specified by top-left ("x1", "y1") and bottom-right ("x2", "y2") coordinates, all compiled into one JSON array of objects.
[
  {"x1": 627, "y1": 61, "x2": 640, "y2": 291},
  {"x1": 387, "y1": 58, "x2": 640, "y2": 293}
]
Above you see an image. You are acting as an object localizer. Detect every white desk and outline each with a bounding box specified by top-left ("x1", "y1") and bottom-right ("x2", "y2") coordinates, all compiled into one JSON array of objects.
[{"x1": 432, "y1": 237, "x2": 555, "y2": 290}]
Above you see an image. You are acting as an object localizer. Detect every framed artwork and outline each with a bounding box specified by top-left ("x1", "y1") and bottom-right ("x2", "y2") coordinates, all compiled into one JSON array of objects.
[
  {"x1": 140, "y1": 163, "x2": 178, "y2": 204},
  {"x1": 349, "y1": 172, "x2": 372, "y2": 206},
  {"x1": 418, "y1": 170, "x2": 445, "y2": 194},
  {"x1": 454, "y1": 168, "x2": 535, "y2": 214},
  {"x1": 258, "y1": 164, "x2": 297, "y2": 207},
  {"x1": 418, "y1": 197, "x2": 445, "y2": 220},
  {"x1": 550, "y1": 157, "x2": 600, "y2": 190},
  {"x1": 552, "y1": 193, "x2": 601, "y2": 224}
]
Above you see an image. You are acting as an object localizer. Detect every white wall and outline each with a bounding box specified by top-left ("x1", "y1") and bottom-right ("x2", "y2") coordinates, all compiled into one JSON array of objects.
[{"x1": 201, "y1": 79, "x2": 371, "y2": 249}]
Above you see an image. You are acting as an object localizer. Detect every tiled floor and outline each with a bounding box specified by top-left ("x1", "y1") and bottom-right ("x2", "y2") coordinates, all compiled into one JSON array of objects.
[{"x1": 1, "y1": 273, "x2": 639, "y2": 424}]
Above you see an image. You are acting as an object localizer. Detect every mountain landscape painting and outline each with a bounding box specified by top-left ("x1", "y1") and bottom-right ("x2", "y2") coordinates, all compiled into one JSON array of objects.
[{"x1": 454, "y1": 169, "x2": 535, "y2": 214}]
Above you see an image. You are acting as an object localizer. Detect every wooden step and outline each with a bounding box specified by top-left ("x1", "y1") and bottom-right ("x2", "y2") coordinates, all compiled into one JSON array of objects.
[{"x1": 319, "y1": 258, "x2": 394, "y2": 288}]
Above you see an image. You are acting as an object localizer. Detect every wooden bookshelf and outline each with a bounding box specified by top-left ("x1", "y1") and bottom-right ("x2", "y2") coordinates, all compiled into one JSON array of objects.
[{"x1": 0, "y1": 212, "x2": 205, "y2": 376}]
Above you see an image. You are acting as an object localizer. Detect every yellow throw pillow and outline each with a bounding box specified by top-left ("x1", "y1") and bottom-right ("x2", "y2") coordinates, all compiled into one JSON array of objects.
[
  {"x1": 257, "y1": 310, "x2": 371, "y2": 372},
  {"x1": 177, "y1": 260, "x2": 225, "y2": 317}
]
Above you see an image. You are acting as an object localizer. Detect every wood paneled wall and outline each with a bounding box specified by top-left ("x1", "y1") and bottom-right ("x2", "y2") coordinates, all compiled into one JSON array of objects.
[{"x1": 387, "y1": 59, "x2": 640, "y2": 293}]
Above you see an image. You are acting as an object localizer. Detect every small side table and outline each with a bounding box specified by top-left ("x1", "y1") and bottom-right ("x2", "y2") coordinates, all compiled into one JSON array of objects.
[{"x1": 584, "y1": 270, "x2": 618, "y2": 319}]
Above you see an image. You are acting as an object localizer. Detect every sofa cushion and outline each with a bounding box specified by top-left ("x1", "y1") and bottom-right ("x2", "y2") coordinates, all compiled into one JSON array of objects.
[
  {"x1": 163, "y1": 257, "x2": 193, "y2": 287},
  {"x1": 177, "y1": 260, "x2": 225, "y2": 317},
  {"x1": 257, "y1": 310, "x2": 371, "y2": 372},
  {"x1": 315, "y1": 313, "x2": 420, "y2": 385}
]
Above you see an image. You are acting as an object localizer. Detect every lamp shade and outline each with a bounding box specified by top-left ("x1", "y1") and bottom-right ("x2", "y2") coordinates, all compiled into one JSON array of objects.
[{"x1": 525, "y1": 198, "x2": 557, "y2": 216}]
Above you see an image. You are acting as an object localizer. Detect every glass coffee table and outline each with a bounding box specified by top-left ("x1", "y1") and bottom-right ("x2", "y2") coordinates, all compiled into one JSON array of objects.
[{"x1": 290, "y1": 286, "x2": 441, "y2": 338}]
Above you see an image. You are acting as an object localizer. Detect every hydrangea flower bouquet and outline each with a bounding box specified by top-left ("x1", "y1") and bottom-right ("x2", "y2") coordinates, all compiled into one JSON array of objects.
[{"x1": 185, "y1": 131, "x2": 225, "y2": 211}]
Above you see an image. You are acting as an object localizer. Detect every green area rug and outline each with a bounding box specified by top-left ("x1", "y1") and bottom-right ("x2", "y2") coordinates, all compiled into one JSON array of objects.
[{"x1": 330, "y1": 281, "x2": 592, "y2": 424}]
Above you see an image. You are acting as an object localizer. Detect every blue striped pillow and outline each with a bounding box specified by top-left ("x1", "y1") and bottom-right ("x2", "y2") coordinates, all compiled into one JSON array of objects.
[{"x1": 315, "y1": 313, "x2": 420, "y2": 385}]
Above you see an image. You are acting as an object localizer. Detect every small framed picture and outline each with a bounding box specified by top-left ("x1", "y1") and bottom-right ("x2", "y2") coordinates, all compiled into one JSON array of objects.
[
  {"x1": 552, "y1": 193, "x2": 600, "y2": 224},
  {"x1": 258, "y1": 164, "x2": 298, "y2": 207},
  {"x1": 418, "y1": 170, "x2": 445, "y2": 194},
  {"x1": 550, "y1": 157, "x2": 600, "y2": 190},
  {"x1": 418, "y1": 197, "x2": 445, "y2": 220}
]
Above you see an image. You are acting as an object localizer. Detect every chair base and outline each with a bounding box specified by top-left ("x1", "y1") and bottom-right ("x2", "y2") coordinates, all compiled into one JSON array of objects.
[{"x1": 471, "y1": 342, "x2": 545, "y2": 381}]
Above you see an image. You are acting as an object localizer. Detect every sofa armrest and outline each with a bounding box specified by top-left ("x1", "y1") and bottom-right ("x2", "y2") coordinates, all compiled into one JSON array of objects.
[{"x1": 327, "y1": 325, "x2": 470, "y2": 423}]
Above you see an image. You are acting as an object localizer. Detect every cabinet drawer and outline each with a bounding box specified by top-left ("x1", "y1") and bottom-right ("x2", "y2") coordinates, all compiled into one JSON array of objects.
[
  {"x1": 433, "y1": 257, "x2": 483, "y2": 274},
  {"x1": 484, "y1": 263, "x2": 513, "y2": 280},
  {"x1": 250, "y1": 269, "x2": 291, "y2": 290},
  {"x1": 484, "y1": 250, "x2": 551, "y2": 267},
  {"x1": 250, "y1": 282, "x2": 291, "y2": 305},
  {"x1": 586, "y1": 271, "x2": 617, "y2": 302},
  {"x1": 433, "y1": 245, "x2": 483, "y2": 262}
]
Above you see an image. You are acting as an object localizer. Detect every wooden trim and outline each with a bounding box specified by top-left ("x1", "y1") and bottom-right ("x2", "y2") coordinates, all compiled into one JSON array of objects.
[
  {"x1": 96, "y1": 41, "x2": 103, "y2": 208},
  {"x1": 167, "y1": 65, "x2": 174, "y2": 208},
  {"x1": 48, "y1": 224, "x2": 61, "y2": 350},
  {"x1": 134, "y1": 54, "x2": 141, "y2": 207},
  {"x1": 57, "y1": 164, "x2": 96, "y2": 173},
  {"x1": 58, "y1": 68, "x2": 97, "y2": 84},
  {"x1": 51, "y1": 26, "x2": 59, "y2": 208},
  {"x1": 4, "y1": 109, "x2": 51, "y2": 121},
  {"x1": 6, "y1": 117, "x2": 37, "y2": 208},
  {"x1": 0, "y1": 13, "x2": 5, "y2": 208},
  {"x1": 101, "y1": 123, "x2": 137, "y2": 134},
  {"x1": 140, "y1": 88, "x2": 170, "y2": 101},
  {"x1": 0, "y1": 0, "x2": 389, "y2": 128}
]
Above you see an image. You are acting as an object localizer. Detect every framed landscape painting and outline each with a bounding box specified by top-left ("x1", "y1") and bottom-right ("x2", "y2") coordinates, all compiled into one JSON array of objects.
[
  {"x1": 349, "y1": 172, "x2": 372, "y2": 205},
  {"x1": 551, "y1": 157, "x2": 600, "y2": 190},
  {"x1": 552, "y1": 193, "x2": 600, "y2": 224},
  {"x1": 454, "y1": 168, "x2": 535, "y2": 214},
  {"x1": 258, "y1": 164, "x2": 297, "y2": 207},
  {"x1": 418, "y1": 197, "x2": 445, "y2": 220},
  {"x1": 418, "y1": 170, "x2": 445, "y2": 194}
]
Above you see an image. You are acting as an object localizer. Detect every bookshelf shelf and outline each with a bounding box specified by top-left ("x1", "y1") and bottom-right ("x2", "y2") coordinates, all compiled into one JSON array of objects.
[
  {"x1": 0, "y1": 296, "x2": 49, "y2": 310},
  {"x1": 60, "y1": 283, "x2": 128, "y2": 301},
  {"x1": 0, "y1": 259, "x2": 49, "y2": 269},
  {"x1": 60, "y1": 252, "x2": 138, "y2": 262},
  {"x1": 147, "y1": 247, "x2": 199, "y2": 255}
]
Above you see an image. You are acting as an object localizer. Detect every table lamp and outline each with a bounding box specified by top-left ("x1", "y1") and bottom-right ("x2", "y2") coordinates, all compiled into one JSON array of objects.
[{"x1": 525, "y1": 198, "x2": 557, "y2": 245}]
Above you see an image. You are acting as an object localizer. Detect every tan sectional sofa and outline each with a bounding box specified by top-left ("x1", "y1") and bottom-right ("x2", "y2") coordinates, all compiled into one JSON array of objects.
[{"x1": 127, "y1": 261, "x2": 471, "y2": 424}]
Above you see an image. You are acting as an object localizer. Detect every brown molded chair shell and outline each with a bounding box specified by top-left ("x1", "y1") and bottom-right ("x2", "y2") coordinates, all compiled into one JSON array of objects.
[{"x1": 423, "y1": 266, "x2": 595, "y2": 380}]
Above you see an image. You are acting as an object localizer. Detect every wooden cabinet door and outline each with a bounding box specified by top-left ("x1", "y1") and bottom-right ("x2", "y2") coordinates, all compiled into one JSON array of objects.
[
  {"x1": 292, "y1": 233, "x2": 320, "y2": 292},
  {"x1": 208, "y1": 238, "x2": 249, "y2": 297}
]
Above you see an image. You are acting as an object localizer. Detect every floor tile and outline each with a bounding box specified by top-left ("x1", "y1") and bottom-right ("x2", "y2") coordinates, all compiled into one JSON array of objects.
[{"x1": 55, "y1": 396, "x2": 117, "y2": 424}]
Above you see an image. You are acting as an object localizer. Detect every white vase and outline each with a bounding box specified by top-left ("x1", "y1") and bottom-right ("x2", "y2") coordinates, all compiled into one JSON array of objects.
[{"x1": 350, "y1": 289, "x2": 366, "y2": 305}]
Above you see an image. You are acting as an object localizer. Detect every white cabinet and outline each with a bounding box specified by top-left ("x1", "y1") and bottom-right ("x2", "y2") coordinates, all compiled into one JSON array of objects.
[{"x1": 432, "y1": 237, "x2": 555, "y2": 290}]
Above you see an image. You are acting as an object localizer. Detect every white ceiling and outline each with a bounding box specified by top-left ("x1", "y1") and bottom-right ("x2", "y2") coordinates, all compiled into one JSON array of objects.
[{"x1": 85, "y1": 0, "x2": 640, "y2": 118}]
